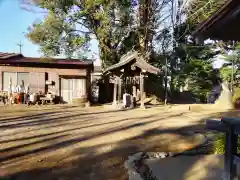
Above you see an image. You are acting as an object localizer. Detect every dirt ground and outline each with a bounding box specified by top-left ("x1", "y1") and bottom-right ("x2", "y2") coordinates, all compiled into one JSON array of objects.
[{"x1": 0, "y1": 104, "x2": 238, "y2": 180}]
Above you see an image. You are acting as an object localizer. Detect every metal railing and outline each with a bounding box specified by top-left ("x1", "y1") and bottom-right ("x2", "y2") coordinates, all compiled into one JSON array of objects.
[{"x1": 207, "y1": 118, "x2": 240, "y2": 180}]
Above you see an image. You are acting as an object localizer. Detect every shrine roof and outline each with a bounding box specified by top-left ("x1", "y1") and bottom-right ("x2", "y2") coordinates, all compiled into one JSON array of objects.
[{"x1": 103, "y1": 51, "x2": 161, "y2": 75}]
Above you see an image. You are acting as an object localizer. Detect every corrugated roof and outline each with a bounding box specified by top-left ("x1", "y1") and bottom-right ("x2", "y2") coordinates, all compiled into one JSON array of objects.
[
  {"x1": 21, "y1": 57, "x2": 93, "y2": 65},
  {"x1": 0, "y1": 53, "x2": 93, "y2": 66},
  {"x1": 0, "y1": 52, "x2": 22, "y2": 59}
]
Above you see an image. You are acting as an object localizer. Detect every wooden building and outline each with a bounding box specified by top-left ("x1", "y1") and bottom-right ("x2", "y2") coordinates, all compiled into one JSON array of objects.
[
  {"x1": 193, "y1": 0, "x2": 240, "y2": 41},
  {"x1": 0, "y1": 52, "x2": 93, "y2": 103},
  {"x1": 104, "y1": 51, "x2": 161, "y2": 108}
]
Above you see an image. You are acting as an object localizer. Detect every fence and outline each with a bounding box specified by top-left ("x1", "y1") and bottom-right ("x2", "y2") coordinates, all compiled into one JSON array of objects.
[{"x1": 207, "y1": 118, "x2": 240, "y2": 180}]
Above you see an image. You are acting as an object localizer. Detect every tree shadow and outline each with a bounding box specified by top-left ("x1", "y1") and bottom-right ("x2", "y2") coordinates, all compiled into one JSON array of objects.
[
  {"x1": 0, "y1": 105, "x2": 79, "y2": 117},
  {"x1": 1, "y1": 109, "x2": 238, "y2": 180},
  {"x1": 0, "y1": 109, "x2": 175, "y2": 140},
  {"x1": 0, "y1": 106, "x2": 137, "y2": 130},
  {"x1": 0, "y1": 112, "x2": 186, "y2": 164}
]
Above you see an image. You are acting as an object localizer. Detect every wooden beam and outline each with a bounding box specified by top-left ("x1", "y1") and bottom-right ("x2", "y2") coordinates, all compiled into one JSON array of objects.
[
  {"x1": 132, "y1": 85, "x2": 137, "y2": 98},
  {"x1": 118, "y1": 77, "x2": 122, "y2": 104},
  {"x1": 140, "y1": 72, "x2": 145, "y2": 109},
  {"x1": 224, "y1": 128, "x2": 238, "y2": 180},
  {"x1": 222, "y1": 117, "x2": 240, "y2": 125},
  {"x1": 206, "y1": 120, "x2": 228, "y2": 132},
  {"x1": 112, "y1": 77, "x2": 118, "y2": 106}
]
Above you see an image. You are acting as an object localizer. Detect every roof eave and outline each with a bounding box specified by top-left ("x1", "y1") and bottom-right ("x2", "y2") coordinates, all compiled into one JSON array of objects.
[
  {"x1": 192, "y1": 0, "x2": 239, "y2": 39},
  {"x1": 0, "y1": 60, "x2": 93, "y2": 68}
]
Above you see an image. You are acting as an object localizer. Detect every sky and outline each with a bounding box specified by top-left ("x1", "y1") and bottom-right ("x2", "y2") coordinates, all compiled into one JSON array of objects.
[{"x1": 0, "y1": 0, "x2": 100, "y2": 65}]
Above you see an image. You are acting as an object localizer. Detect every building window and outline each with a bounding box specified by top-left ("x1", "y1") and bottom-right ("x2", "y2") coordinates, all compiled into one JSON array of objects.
[{"x1": 3, "y1": 72, "x2": 29, "y2": 91}]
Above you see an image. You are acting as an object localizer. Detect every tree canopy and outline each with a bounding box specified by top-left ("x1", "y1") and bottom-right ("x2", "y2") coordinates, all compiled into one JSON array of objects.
[
  {"x1": 25, "y1": 0, "x2": 171, "y2": 68},
  {"x1": 26, "y1": 0, "x2": 134, "y2": 67}
]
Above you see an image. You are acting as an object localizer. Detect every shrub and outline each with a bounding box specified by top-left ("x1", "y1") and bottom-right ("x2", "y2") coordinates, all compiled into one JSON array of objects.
[
  {"x1": 233, "y1": 88, "x2": 240, "y2": 109},
  {"x1": 214, "y1": 133, "x2": 240, "y2": 154},
  {"x1": 214, "y1": 133, "x2": 225, "y2": 154}
]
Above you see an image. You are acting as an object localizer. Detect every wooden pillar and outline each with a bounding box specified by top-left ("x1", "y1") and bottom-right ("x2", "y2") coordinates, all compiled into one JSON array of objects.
[
  {"x1": 86, "y1": 69, "x2": 91, "y2": 102},
  {"x1": 112, "y1": 78, "x2": 117, "y2": 106},
  {"x1": 140, "y1": 72, "x2": 145, "y2": 108},
  {"x1": 131, "y1": 84, "x2": 137, "y2": 108},
  {"x1": 118, "y1": 77, "x2": 122, "y2": 104},
  {"x1": 82, "y1": 78, "x2": 86, "y2": 96},
  {"x1": 224, "y1": 126, "x2": 237, "y2": 180},
  {"x1": 85, "y1": 77, "x2": 90, "y2": 107},
  {"x1": 132, "y1": 84, "x2": 137, "y2": 97}
]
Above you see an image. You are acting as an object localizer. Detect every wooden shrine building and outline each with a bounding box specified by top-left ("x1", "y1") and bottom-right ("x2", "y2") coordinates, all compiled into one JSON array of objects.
[
  {"x1": 103, "y1": 51, "x2": 161, "y2": 108},
  {"x1": 193, "y1": 0, "x2": 240, "y2": 41}
]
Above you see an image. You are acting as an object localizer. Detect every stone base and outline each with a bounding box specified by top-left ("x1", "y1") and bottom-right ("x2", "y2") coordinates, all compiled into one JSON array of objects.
[
  {"x1": 112, "y1": 101, "x2": 118, "y2": 107},
  {"x1": 85, "y1": 101, "x2": 91, "y2": 107},
  {"x1": 140, "y1": 103, "x2": 146, "y2": 109},
  {"x1": 215, "y1": 82, "x2": 233, "y2": 109},
  {"x1": 112, "y1": 100, "x2": 117, "y2": 105},
  {"x1": 146, "y1": 155, "x2": 224, "y2": 180}
]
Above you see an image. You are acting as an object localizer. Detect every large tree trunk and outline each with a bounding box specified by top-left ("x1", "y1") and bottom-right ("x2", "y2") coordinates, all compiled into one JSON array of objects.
[
  {"x1": 99, "y1": 39, "x2": 118, "y2": 69},
  {"x1": 99, "y1": 39, "x2": 118, "y2": 103}
]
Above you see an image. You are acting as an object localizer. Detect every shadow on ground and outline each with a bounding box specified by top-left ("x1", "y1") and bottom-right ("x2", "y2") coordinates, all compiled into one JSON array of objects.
[{"x1": 0, "y1": 108, "x2": 239, "y2": 180}]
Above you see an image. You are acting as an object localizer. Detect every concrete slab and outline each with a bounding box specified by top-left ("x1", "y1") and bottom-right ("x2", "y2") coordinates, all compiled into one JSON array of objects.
[{"x1": 145, "y1": 155, "x2": 224, "y2": 180}]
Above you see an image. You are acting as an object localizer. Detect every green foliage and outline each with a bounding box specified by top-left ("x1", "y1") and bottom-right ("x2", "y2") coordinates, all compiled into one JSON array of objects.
[
  {"x1": 220, "y1": 67, "x2": 234, "y2": 83},
  {"x1": 176, "y1": 58, "x2": 215, "y2": 102},
  {"x1": 188, "y1": 0, "x2": 227, "y2": 26},
  {"x1": 26, "y1": 0, "x2": 133, "y2": 67},
  {"x1": 214, "y1": 133, "x2": 225, "y2": 154},
  {"x1": 233, "y1": 88, "x2": 240, "y2": 102},
  {"x1": 219, "y1": 66, "x2": 240, "y2": 86},
  {"x1": 214, "y1": 133, "x2": 240, "y2": 154},
  {"x1": 27, "y1": 12, "x2": 90, "y2": 58},
  {"x1": 219, "y1": 42, "x2": 240, "y2": 86},
  {"x1": 233, "y1": 88, "x2": 240, "y2": 109},
  {"x1": 173, "y1": 23, "x2": 218, "y2": 102},
  {"x1": 25, "y1": 0, "x2": 173, "y2": 68}
]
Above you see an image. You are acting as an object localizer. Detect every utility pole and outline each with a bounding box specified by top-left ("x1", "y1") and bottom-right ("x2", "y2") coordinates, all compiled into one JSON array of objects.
[
  {"x1": 164, "y1": 58, "x2": 168, "y2": 105},
  {"x1": 17, "y1": 41, "x2": 23, "y2": 54},
  {"x1": 231, "y1": 59, "x2": 234, "y2": 93},
  {"x1": 230, "y1": 41, "x2": 236, "y2": 93}
]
